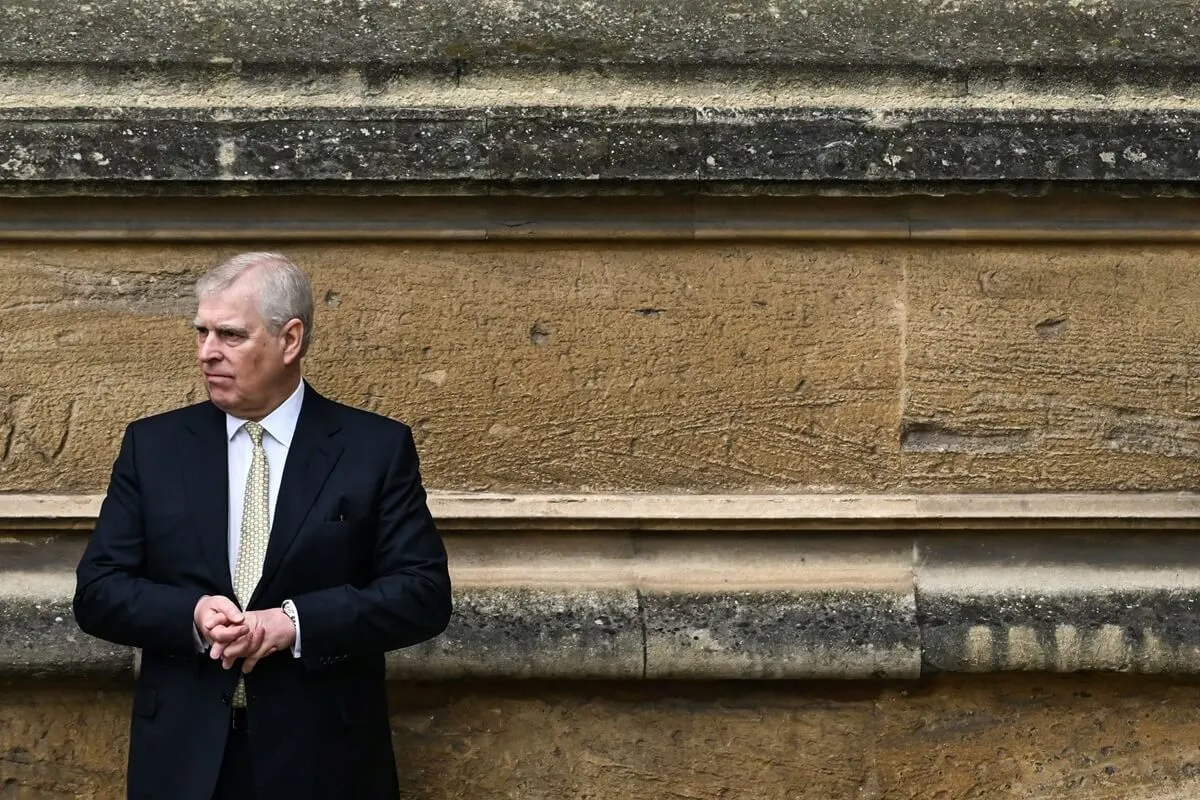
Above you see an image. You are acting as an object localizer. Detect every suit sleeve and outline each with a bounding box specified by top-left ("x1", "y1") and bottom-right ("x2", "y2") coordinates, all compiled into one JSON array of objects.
[
  {"x1": 290, "y1": 427, "x2": 452, "y2": 668},
  {"x1": 73, "y1": 424, "x2": 206, "y2": 655}
]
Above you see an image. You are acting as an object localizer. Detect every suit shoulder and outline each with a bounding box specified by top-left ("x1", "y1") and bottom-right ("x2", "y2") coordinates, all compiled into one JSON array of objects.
[
  {"x1": 325, "y1": 398, "x2": 413, "y2": 438},
  {"x1": 125, "y1": 401, "x2": 217, "y2": 435}
]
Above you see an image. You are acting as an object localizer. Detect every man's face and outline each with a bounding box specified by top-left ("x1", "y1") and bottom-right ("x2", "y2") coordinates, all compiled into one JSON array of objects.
[{"x1": 194, "y1": 276, "x2": 292, "y2": 419}]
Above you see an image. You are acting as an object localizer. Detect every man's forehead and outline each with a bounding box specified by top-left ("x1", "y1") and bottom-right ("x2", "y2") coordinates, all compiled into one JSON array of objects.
[
  {"x1": 193, "y1": 314, "x2": 249, "y2": 331},
  {"x1": 195, "y1": 289, "x2": 260, "y2": 327}
]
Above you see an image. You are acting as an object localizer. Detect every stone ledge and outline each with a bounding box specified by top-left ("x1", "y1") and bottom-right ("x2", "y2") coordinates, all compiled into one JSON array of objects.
[
  {"x1": 3, "y1": 0, "x2": 1198, "y2": 80},
  {"x1": 918, "y1": 534, "x2": 1200, "y2": 674},
  {"x1": 6, "y1": 527, "x2": 1200, "y2": 679},
  {"x1": 6, "y1": 491, "x2": 1200, "y2": 532},
  {"x1": 3, "y1": 194, "x2": 1200, "y2": 241},
  {"x1": 2, "y1": 106, "x2": 1198, "y2": 187},
  {"x1": 4, "y1": 534, "x2": 919, "y2": 680}
]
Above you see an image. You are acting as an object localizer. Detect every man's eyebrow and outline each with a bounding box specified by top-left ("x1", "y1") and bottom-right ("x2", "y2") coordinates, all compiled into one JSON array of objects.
[{"x1": 193, "y1": 322, "x2": 249, "y2": 336}]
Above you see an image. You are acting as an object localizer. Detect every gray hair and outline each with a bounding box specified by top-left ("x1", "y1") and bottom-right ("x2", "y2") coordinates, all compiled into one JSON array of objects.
[{"x1": 195, "y1": 252, "x2": 314, "y2": 356}]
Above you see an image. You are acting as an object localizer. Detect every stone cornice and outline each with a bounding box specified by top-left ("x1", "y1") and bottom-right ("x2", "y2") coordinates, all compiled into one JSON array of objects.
[
  {"x1": 7, "y1": 524, "x2": 1200, "y2": 679},
  {"x1": 2, "y1": 106, "x2": 1200, "y2": 189},
  {"x1": 2, "y1": 194, "x2": 1199, "y2": 240},
  {"x1": 5, "y1": 491, "x2": 1200, "y2": 532},
  {"x1": 3, "y1": 0, "x2": 1198, "y2": 81}
]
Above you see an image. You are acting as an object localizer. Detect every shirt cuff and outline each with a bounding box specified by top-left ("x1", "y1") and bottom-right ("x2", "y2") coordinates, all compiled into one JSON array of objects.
[{"x1": 282, "y1": 599, "x2": 302, "y2": 658}]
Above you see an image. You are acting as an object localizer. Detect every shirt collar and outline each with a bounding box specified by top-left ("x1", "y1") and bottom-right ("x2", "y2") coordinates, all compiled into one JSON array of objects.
[{"x1": 225, "y1": 379, "x2": 306, "y2": 447}]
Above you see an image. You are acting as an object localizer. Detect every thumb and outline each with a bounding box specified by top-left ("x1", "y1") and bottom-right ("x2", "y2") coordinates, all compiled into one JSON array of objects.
[{"x1": 214, "y1": 595, "x2": 245, "y2": 622}]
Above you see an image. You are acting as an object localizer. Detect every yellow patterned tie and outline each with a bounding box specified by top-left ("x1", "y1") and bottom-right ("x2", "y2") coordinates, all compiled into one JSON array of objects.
[{"x1": 231, "y1": 421, "x2": 269, "y2": 707}]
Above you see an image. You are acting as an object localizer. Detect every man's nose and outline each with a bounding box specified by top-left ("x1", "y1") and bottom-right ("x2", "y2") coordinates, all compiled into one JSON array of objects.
[{"x1": 198, "y1": 333, "x2": 220, "y2": 361}]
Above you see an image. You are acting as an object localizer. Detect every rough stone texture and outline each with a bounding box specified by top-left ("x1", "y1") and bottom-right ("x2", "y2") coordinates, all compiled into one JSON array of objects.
[
  {"x1": 637, "y1": 534, "x2": 918, "y2": 678},
  {"x1": 0, "y1": 242, "x2": 902, "y2": 493},
  {"x1": 2, "y1": 0, "x2": 1198, "y2": 79},
  {"x1": 7, "y1": 676, "x2": 1200, "y2": 798},
  {"x1": 389, "y1": 587, "x2": 643, "y2": 679},
  {"x1": 643, "y1": 590, "x2": 917, "y2": 679},
  {"x1": 918, "y1": 534, "x2": 1200, "y2": 674},
  {"x1": 904, "y1": 244, "x2": 1200, "y2": 491},
  {"x1": 4, "y1": 531, "x2": 924, "y2": 680},
  {"x1": 7, "y1": 239, "x2": 1200, "y2": 492},
  {"x1": 871, "y1": 675, "x2": 1200, "y2": 800},
  {"x1": 2, "y1": 107, "x2": 1200, "y2": 185},
  {"x1": 0, "y1": 538, "x2": 131, "y2": 679},
  {"x1": 0, "y1": 596, "x2": 130, "y2": 680},
  {"x1": 3, "y1": 3, "x2": 1199, "y2": 194},
  {"x1": 22, "y1": 527, "x2": 1200, "y2": 679},
  {"x1": 0, "y1": 681, "x2": 130, "y2": 798}
]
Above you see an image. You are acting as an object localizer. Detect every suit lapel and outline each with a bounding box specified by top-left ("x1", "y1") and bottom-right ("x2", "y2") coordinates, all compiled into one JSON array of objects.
[
  {"x1": 183, "y1": 403, "x2": 235, "y2": 599},
  {"x1": 250, "y1": 388, "x2": 344, "y2": 608}
]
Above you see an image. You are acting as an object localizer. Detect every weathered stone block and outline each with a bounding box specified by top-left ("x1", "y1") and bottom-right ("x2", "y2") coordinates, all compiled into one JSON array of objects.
[
  {"x1": 904, "y1": 245, "x2": 1200, "y2": 490},
  {"x1": 918, "y1": 534, "x2": 1200, "y2": 674},
  {"x1": 3, "y1": 0, "x2": 1198, "y2": 77},
  {"x1": 9, "y1": 677, "x2": 1200, "y2": 798},
  {"x1": 389, "y1": 587, "x2": 642, "y2": 679},
  {"x1": 638, "y1": 535, "x2": 918, "y2": 678},
  {"x1": 0, "y1": 242, "x2": 902, "y2": 493},
  {"x1": 643, "y1": 589, "x2": 917, "y2": 679},
  {"x1": 488, "y1": 107, "x2": 698, "y2": 182},
  {"x1": 873, "y1": 675, "x2": 1200, "y2": 799},
  {"x1": 0, "y1": 683, "x2": 130, "y2": 798},
  {"x1": 388, "y1": 682, "x2": 879, "y2": 799},
  {"x1": 0, "y1": 538, "x2": 130, "y2": 679},
  {"x1": 4, "y1": 108, "x2": 1200, "y2": 185}
]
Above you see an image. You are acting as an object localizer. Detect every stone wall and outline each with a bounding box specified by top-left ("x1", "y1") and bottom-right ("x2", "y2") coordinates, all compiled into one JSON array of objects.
[
  {"x1": 3, "y1": 233, "x2": 1200, "y2": 494},
  {"x1": 8, "y1": 676, "x2": 1200, "y2": 799},
  {"x1": 5, "y1": 0, "x2": 1200, "y2": 796}
]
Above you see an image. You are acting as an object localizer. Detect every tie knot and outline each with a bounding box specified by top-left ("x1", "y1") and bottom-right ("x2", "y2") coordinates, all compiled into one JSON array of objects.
[{"x1": 244, "y1": 421, "x2": 265, "y2": 446}]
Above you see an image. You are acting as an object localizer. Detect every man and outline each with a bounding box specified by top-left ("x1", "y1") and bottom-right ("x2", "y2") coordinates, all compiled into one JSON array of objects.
[{"x1": 74, "y1": 252, "x2": 452, "y2": 800}]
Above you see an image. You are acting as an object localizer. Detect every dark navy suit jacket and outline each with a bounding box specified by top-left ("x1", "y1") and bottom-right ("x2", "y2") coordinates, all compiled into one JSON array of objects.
[{"x1": 74, "y1": 386, "x2": 452, "y2": 800}]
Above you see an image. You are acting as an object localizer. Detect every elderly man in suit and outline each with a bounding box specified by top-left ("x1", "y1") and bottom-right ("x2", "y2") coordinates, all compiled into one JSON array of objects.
[{"x1": 74, "y1": 252, "x2": 452, "y2": 800}]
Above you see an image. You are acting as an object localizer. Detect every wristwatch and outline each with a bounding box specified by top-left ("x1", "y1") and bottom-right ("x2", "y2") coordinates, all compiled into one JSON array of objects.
[{"x1": 281, "y1": 599, "x2": 299, "y2": 630}]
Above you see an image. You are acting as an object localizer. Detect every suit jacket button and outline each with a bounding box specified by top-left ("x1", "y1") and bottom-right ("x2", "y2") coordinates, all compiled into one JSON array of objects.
[{"x1": 221, "y1": 693, "x2": 230, "y2": 705}]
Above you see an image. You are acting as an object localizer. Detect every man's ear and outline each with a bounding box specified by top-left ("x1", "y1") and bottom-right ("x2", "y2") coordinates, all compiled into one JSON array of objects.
[{"x1": 280, "y1": 319, "x2": 305, "y2": 364}]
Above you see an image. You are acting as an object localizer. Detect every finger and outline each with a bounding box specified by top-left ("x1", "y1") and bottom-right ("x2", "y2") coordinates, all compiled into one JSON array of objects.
[
  {"x1": 220, "y1": 639, "x2": 250, "y2": 661},
  {"x1": 242, "y1": 645, "x2": 277, "y2": 674},
  {"x1": 204, "y1": 611, "x2": 248, "y2": 637},
  {"x1": 208, "y1": 623, "x2": 249, "y2": 643},
  {"x1": 221, "y1": 640, "x2": 252, "y2": 669},
  {"x1": 210, "y1": 596, "x2": 245, "y2": 623},
  {"x1": 221, "y1": 628, "x2": 262, "y2": 661},
  {"x1": 219, "y1": 603, "x2": 245, "y2": 625}
]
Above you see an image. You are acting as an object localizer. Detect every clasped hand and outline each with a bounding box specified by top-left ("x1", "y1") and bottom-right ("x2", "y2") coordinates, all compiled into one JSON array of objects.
[{"x1": 194, "y1": 595, "x2": 296, "y2": 673}]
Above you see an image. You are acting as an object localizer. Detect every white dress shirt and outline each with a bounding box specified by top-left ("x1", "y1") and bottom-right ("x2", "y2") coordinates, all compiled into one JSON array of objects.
[
  {"x1": 196, "y1": 379, "x2": 305, "y2": 656},
  {"x1": 224, "y1": 379, "x2": 304, "y2": 581}
]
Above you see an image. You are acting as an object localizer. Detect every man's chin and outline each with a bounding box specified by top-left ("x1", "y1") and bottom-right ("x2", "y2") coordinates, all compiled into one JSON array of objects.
[{"x1": 202, "y1": 383, "x2": 235, "y2": 412}]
